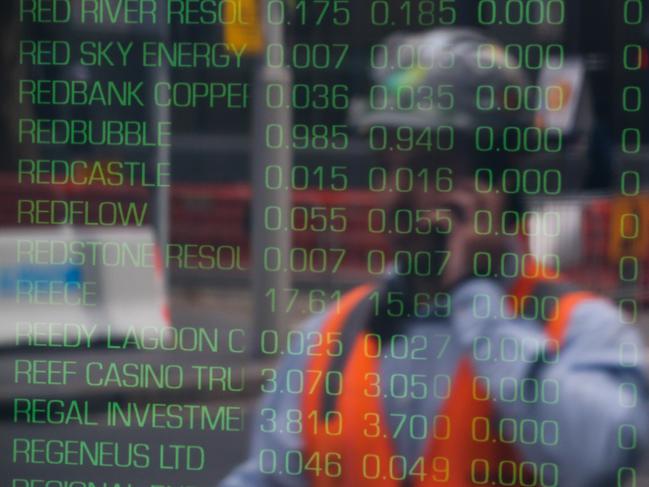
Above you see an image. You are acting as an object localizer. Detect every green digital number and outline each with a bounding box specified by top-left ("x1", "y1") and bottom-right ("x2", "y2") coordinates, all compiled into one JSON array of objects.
[
  {"x1": 266, "y1": 83, "x2": 349, "y2": 110},
  {"x1": 369, "y1": 84, "x2": 454, "y2": 111},
  {"x1": 475, "y1": 125, "x2": 563, "y2": 153},
  {"x1": 264, "y1": 206, "x2": 347, "y2": 233},
  {"x1": 265, "y1": 123, "x2": 349, "y2": 150},
  {"x1": 473, "y1": 375, "x2": 560, "y2": 405},
  {"x1": 370, "y1": 0, "x2": 457, "y2": 27},
  {"x1": 624, "y1": 0, "x2": 644, "y2": 25},
  {"x1": 369, "y1": 125, "x2": 455, "y2": 152},
  {"x1": 474, "y1": 209, "x2": 561, "y2": 238},
  {"x1": 367, "y1": 249, "x2": 450, "y2": 276},
  {"x1": 471, "y1": 459, "x2": 558, "y2": 487},
  {"x1": 475, "y1": 168, "x2": 563, "y2": 195},
  {"x1": 369, "y1": 166, "x2": 454, "y2": 193},
  {"x1": 477, "y1": 43, "x2": 564, "y2": 70},
  {"x1": 622, "y1": 86, "x2": 642, "y2": 112},
  {"x1": 477, "y1": 84, "x2": 564, "y2": 111},
  {"x1": 622, "y1": 128, "x2": 641, "y2": 154},
  {"x1": 265, "y1": 165, "x2": 349, "y2": 191},
  {"x1": 472, "y1": 252, "x2": 560, "y2": 279},
  {"x1": 478, "y1": 0, "x2": 565, "y2": 26},
  {"x1": 267, "y1": 43, "x2": 349, "y2": 69},
  {"x1": 264, "y1": 247, "x2": 346, "y2": 273},
  {"x1": 472, "y1": 416, "x2": 560, "y2": 446},
  {"x1": 371, "y1": 43, "x2": 455, "y2": 70}
]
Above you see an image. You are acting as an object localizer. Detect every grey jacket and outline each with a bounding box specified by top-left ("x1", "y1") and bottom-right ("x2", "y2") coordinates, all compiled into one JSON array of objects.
[{"x1": 222, "y1": 277, "x2": 649, "y2": 487}]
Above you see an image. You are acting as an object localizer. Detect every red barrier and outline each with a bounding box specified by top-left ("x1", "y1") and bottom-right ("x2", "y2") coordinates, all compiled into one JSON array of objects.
[{"x1": 3, "y1": 173, "x2": 649, "y2": 296}]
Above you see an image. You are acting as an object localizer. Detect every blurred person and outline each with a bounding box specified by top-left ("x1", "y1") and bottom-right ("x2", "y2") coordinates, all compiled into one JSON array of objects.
[{"x1": 221, "y1": 29, "x2": 649, "y2": 487}]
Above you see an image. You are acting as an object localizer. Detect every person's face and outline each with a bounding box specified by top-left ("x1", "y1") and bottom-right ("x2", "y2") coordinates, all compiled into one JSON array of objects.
[{"x1": 377, "y1": 146, "x2": 509, "y2": 289}]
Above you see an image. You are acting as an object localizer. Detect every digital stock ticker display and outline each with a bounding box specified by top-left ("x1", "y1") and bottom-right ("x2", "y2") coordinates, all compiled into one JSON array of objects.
[{"x1": 3, "y1": 1, "x2": 649, "y2": 487}]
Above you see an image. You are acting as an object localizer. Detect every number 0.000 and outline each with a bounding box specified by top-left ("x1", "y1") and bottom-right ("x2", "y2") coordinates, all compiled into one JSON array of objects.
[
  {"x1": 478, "y1": 0, "x2": 565, "y2": 25},
  {"x1": 475, "y1": 168, "x2": 562, "y2": 195},
  {"x1": 476, "y1": 84, "x2": 564, "y2": 111},
  {"x1": 477, "y1": 44, "x2": 564, "y2": 70},
  {"x1": 475, "y1": 126, "x2": 562, "y2": 153}
]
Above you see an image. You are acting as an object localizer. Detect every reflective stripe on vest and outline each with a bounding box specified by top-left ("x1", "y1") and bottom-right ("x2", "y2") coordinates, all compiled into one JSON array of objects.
[{"x1": 301, "y1": 276, "x2": 595, "y2": 487}]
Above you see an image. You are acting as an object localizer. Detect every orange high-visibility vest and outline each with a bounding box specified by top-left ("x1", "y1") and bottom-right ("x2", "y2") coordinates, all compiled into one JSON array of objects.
[{"x1": 302, "y1": 273, "x2": 595, "y2": 487}]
